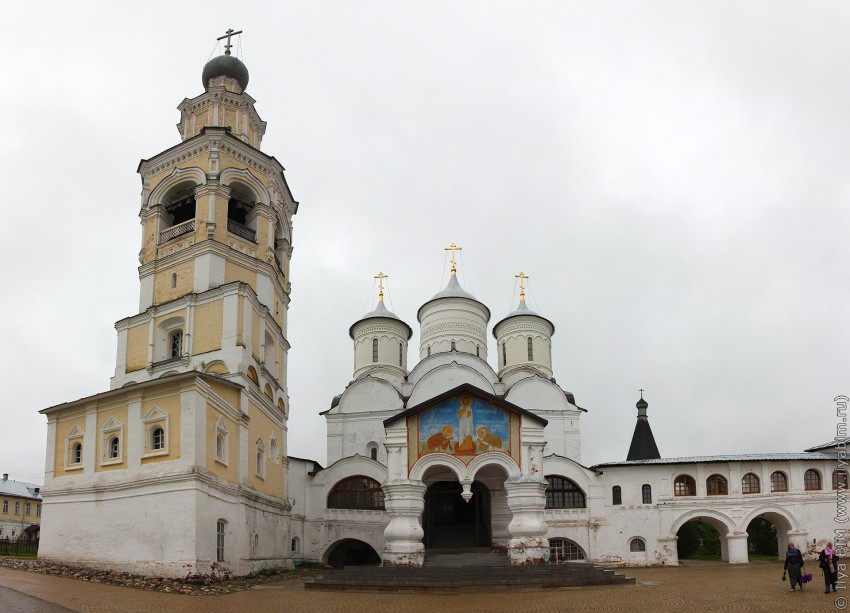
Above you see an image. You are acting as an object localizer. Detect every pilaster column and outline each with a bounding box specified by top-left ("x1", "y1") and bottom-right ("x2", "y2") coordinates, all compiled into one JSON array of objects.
[
  {"x1": 381, "y1": 479, "x2": 426, "y2": 567},
  {"x1": 504, "y1": 473, "x2": 548, "y2": 565},
  {"x1": 726, "y1": 532, "x2": 749, "y2": 564}
]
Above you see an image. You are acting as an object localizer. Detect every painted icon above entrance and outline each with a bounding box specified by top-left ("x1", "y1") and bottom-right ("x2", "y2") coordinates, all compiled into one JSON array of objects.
[{"x1": 407, "y1": 392, "x2": 521, "y2": 466}]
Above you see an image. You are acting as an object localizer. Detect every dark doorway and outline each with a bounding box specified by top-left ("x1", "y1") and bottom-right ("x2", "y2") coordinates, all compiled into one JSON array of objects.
[
  {"x1": 423, "y1": 481, "x2": 491, "y2": 549},
  {"x1": 326, "y1": 539, "x2": 381, "y2": 569}
]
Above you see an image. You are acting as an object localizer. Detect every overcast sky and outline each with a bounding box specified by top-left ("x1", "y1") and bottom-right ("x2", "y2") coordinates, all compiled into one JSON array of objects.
[{"x1": 1, "y1": 2, "x2": 848, "y2": 484}]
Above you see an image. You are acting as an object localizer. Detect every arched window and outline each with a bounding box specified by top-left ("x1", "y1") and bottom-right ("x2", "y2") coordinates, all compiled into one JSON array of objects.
[
  {"x1": 548, "y1": 538, "x2": 585, "y2": 561},
  {"x1": 372, "y1": 338, "x2": 378, "y2": 363},
  {"x1": 150, "y1": 427, "x2": 165, "y2": 451},
  {"x1": 742, "y1": 473, "x2": 760, "y2": 494},
  {"x1": 476, "y1": 345, "x2": 480, "y2": 357},
  {"x1": 629, "y1": 538, "x2": 646, "y2": 552},
  {"x1": 804, "y1": 469, "x2": 822, "y2": 491},
  {"x1": 264, "y1": 384, "x2": 274, "y2": 400},
  {"x1": 164, "y1": 189, "x2": 196, "y2": 227},
  {"x1": 71, "y1": 442, "x2": 82, "y2": 464},
  {"x1": 706, "y1": 474, "x2": 728, "y2": 496},
  {"x1": 674, "y1": 475, "x2": 696, "y2": 496},
  {"x1": 370, "y1": 447, "x2": 377, "y2": 460},
  {"x1": 328, "y1": 476, "x2": 385, "y2": 510},
  {"x1": 642, "y1": 484, "x2": 652, "y2": 504},
  {"x1": 833, "y1": 470, "x2": 848, "y2": 490},
  {"x1": 399, "y1": 342, "x2": 403, "y2": 367},
  {"x1": 255, "y1": 440, "x2": 265, "y2": 478},
  {"x1": 107, "y1": 436, "x2": 120, "y2": 460},
  {"x1": 216, "y1": 519, "x2": 226, "y2": 562},
  {"x1": 770, "y1": 471, "x2": 788, "y2": 492},
  {"x1": 216, "y1": 434, "x2": 225, "y2": 460},
  {"x1": 427, "y1": 345, "x2": 431, "y2": 357},
  {"x1": 612, "y1": 485, "x2": 622, "y2": 505},
  {"x1": 502, "y1": 343, "x2": 507, "y2": 367},
  {"x1": 451, "y1": 341, "x2": 456, "y2": 351},
  {"x1": 270, "y1": 437, "x2": 279, "y2": 464},
  {"x1": 545, "y1": 475, "x2": 586, "y2": 508},
  {"x1": 169, "y1": 330, "x2": 183, "y2": 359},
  {"x1": 247, "y1": 366, "x2": 259, "y2": 385},
  {"x1": 527, "y1": 337, "x2": 533, "y2": 361}
]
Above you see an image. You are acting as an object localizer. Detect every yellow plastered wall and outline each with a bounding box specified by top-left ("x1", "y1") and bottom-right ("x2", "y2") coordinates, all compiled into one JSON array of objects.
[
  {"x1": 207, "y1": 380, "x2": 240, "y2": 411},
  {"x1": 224, "y1": 260, "x2": 258, "y2": 293},
  {"x1": 0, "y1": 495, "x2": 39, "y2": 523},
  {"x1": 95, "y1": 404, "x2": 129, "y2": 473},
  {"x1": 126, "y1": 324, "x2": 148, "y2": 372},
  {"x1": 140, "y1": 394, "x2": 181, "y2": 465},
  {"x1": 206, "y1": 406, "x2": 238, "y2": 483},
  {"x1": 246, "y1": 401, "x2": 285, "y2": 498},
  {"x1": 192, "y1": 301, "x2": 223, "y2": 355},
  {"x1": 153, "y1": 260, "x2": 195, "y2": 305},
  {"x1": 53, "y1": 411, "x2": 87, "y2": 476}
]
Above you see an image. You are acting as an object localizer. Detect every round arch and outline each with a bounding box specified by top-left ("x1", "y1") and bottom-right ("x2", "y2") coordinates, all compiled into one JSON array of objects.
[
  {"x1": 467, "y1": 452, "x2": 519, "y2": 482},
  {"x1": 146, "y1": 166, "x2": 206, "y2": 209},
  {"x1": 219, "y1": 167, "x2": 271, "y2": 204},
  {"x1": 669, "y1": 509, "x2": 738, "y2": 536},
  {"x1": 322, "y1": 538, "x2": 382, "y2": 569},
  {"x1": 409, "y1": 453, "x2": 467, "y2": 483}
]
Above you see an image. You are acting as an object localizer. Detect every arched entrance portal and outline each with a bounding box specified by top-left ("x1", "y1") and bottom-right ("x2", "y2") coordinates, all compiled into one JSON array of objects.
[
  {"x1": 325, "y1": 539, "x2": 381, "y2": 569},
  {"x1": 423, "y1": 480, "x2": 491, "y2": 549}
]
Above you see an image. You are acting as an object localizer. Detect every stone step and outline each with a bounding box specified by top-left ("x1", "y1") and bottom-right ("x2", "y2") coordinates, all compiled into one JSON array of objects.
[{"x1": 305, "y1": 562, "x2": 635, "y2": 591}]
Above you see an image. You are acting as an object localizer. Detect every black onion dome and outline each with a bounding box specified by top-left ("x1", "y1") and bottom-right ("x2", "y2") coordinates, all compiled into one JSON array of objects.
[{"x1": 202, "y1": 55, "x2": 249, "y2": 91}]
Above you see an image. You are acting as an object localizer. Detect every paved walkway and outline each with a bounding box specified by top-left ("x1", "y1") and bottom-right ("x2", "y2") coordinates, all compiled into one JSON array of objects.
[{"x1": 0, "y1": 561, "x2": 843, "y2": 612}]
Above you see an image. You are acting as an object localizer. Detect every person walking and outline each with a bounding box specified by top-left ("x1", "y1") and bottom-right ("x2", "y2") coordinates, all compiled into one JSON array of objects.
[
  {"x1": 784, "y1": 542, "x2": 804, "y2": 592},
  {"x1": 820, "y1": 541, "x2": 839, "y2": 594}
]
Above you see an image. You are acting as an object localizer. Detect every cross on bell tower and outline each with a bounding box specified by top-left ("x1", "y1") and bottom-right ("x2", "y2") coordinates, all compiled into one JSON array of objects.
[{"x1": 217, "y1": 28, "x2": 243, "y2": 56}]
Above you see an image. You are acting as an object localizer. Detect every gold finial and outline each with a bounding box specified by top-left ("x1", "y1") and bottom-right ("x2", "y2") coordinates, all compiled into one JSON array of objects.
[
  {"x1": 515, "y1": 272, "x2": 529, "y2": 301},
  {"x1": 374, "y1": 271, "x2": 388, "y2": 302},
  {"x1": 444, "y1": 243, "x2": 462, "y2": 276}
]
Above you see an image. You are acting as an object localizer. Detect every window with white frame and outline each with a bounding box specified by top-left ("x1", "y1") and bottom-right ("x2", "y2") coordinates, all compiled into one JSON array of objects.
[
  {"x1": 101, "y1": 417, "x2": 123, "y2": 464},
  {"x1": 14, "y1": 502, "x2": 20, "y2": 515},
  {"x1": 269, "y1": 434, "x2": 280, "y2": 464},
  {"x1": 2, "y1": 500, "x2": 7, "y2": 513},
  {"x1": 169, "y1": 330, "x2": 183, "y2": 359},
  {"x1": 65, "y1": 425, "x2": 85, "y2": 470},
  {"x1": 25, "y1": 502, "x2": 31, "y2": 515},
  {"x1": 36, "y1": 505, "x2": 41, "y2": 517},
  {"x1": 256, "y1": 439, "x2": 266, "y2": 478},
  {"x1": 215, "y1": 417, "x2": 229, "y2": 465},
  {"x1": 142, "y1": 407, "x2": 169, "y2": 456},
  {"x1": 216, "y1": 519, "x2": 226, "y2": 562}
]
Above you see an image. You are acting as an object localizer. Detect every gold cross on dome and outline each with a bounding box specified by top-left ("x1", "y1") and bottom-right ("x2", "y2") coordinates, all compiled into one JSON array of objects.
[
  {"x1": 217, "y1": 28, "x2": 243, "y2": 56},
  {"x1": 444, "y1": 243, "x2": 462, "y2": 275},
  {"x1": 374, "y1": 271, "x2": 388, "y2": 302},
  {"x1": 515, "y1": 272, "x2": 529, "y2": 301}
]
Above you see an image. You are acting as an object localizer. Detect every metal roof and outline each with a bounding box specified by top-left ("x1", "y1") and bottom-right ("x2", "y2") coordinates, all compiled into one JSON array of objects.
[
  {"x1": 593, "y1": 452, "x2": 837, "y2": 468},
  {"x1": 805, "y1": 440, "x2": 844, "y2": 452},
  {"x1": 0, "y1": 478, "x2": 42, "y2": 500}
]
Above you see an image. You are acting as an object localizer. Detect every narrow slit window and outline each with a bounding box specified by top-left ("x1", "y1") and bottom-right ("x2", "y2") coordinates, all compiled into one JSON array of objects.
[
  {"x1": 372, "y1": 338, "x2": 378, "y2": 363},
  {"x1": 527, "y1": 337, "x2": 533, "y2": 361},
  {"x1": 171, "y1": 273, "x2": 177, "y2": 288},
  {"x1": 502, "y1": 343, "x2": 507, "y2": 367},
  {"x1": 169, "y1": 330, "x2": 182, "y2": 359}
]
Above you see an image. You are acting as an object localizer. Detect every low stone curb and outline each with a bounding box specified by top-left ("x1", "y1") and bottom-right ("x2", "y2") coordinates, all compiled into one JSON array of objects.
[{"x1": 0, "y1": 558, "x2": 322, "y2": 596}]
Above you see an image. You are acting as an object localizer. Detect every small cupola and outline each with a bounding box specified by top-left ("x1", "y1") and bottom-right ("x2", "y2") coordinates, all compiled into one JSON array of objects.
[
  {"x1": 492, "y1": 273, "x2": 555, "y2": 385},
  {"x1": 202, "y1": 29, "x2": 249, "y2": 93},
  {"x1": 349, "y1": 273, "x2": 412, "y2": 380},
  {"x1": 626, "y1": 391, "x2": 661, "y2": 461},
  {"x1": 417, "y1": 244, "x2": 490, "y2": 361}
]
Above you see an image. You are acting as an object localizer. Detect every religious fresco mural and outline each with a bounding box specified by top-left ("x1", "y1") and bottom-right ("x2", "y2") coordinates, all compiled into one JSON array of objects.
[{"x1": 406, "y1": 393, "x2": 521, "y2": 468}]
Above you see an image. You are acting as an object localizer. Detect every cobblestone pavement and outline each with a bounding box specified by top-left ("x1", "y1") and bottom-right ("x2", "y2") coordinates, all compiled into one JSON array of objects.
[{"x1": 0, "y1": 561, "x2": 844, "y2": 612}]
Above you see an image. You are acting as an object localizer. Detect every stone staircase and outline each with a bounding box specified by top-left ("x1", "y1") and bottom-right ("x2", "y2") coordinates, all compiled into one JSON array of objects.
[{"x1": 304, "y1": 548, "x2": 634, "y2": 591}]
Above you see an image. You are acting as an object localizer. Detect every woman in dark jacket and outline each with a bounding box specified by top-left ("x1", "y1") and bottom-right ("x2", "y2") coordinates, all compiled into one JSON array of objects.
[
  {"x1": 820, "y1": 541, "x2": 839, "y2": 594},
  {"x1": 784, "y1": 542, "x2": 804, "y2": 592}
]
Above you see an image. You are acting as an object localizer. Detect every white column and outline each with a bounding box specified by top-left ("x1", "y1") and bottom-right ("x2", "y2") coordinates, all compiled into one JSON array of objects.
[
  {"x1": 84, "y1": 410, "x2": 98, "y2": 476},
  {"x1": 44, "y1": 420, "x2": 57, "y2": 482},
  {"x1": 726, "y1": 532, "x2": 749, "y2": 564},
  {"x1": 127, "y1": 397, "x2": 143, "y2": 470},
  {"x1": 381, "y1": 479, "x2": 426, "y2": 567},
  {"x1": 504, "y1": 474, "x2": 548, "y2": 565}
]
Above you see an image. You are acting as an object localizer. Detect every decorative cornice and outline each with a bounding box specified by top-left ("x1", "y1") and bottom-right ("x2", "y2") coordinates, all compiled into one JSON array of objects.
[{"x1": 420, "y1": 321, "x2": 486, "y2": 339}]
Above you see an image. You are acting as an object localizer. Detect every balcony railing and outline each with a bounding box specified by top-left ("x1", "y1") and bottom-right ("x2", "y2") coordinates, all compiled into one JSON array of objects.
[
  {"x1": 228, "y1": 219, "x2": 257, "y2": 243},
  {"x1": 160, "y1": 219, "x2": 195, "y2": 243}
]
